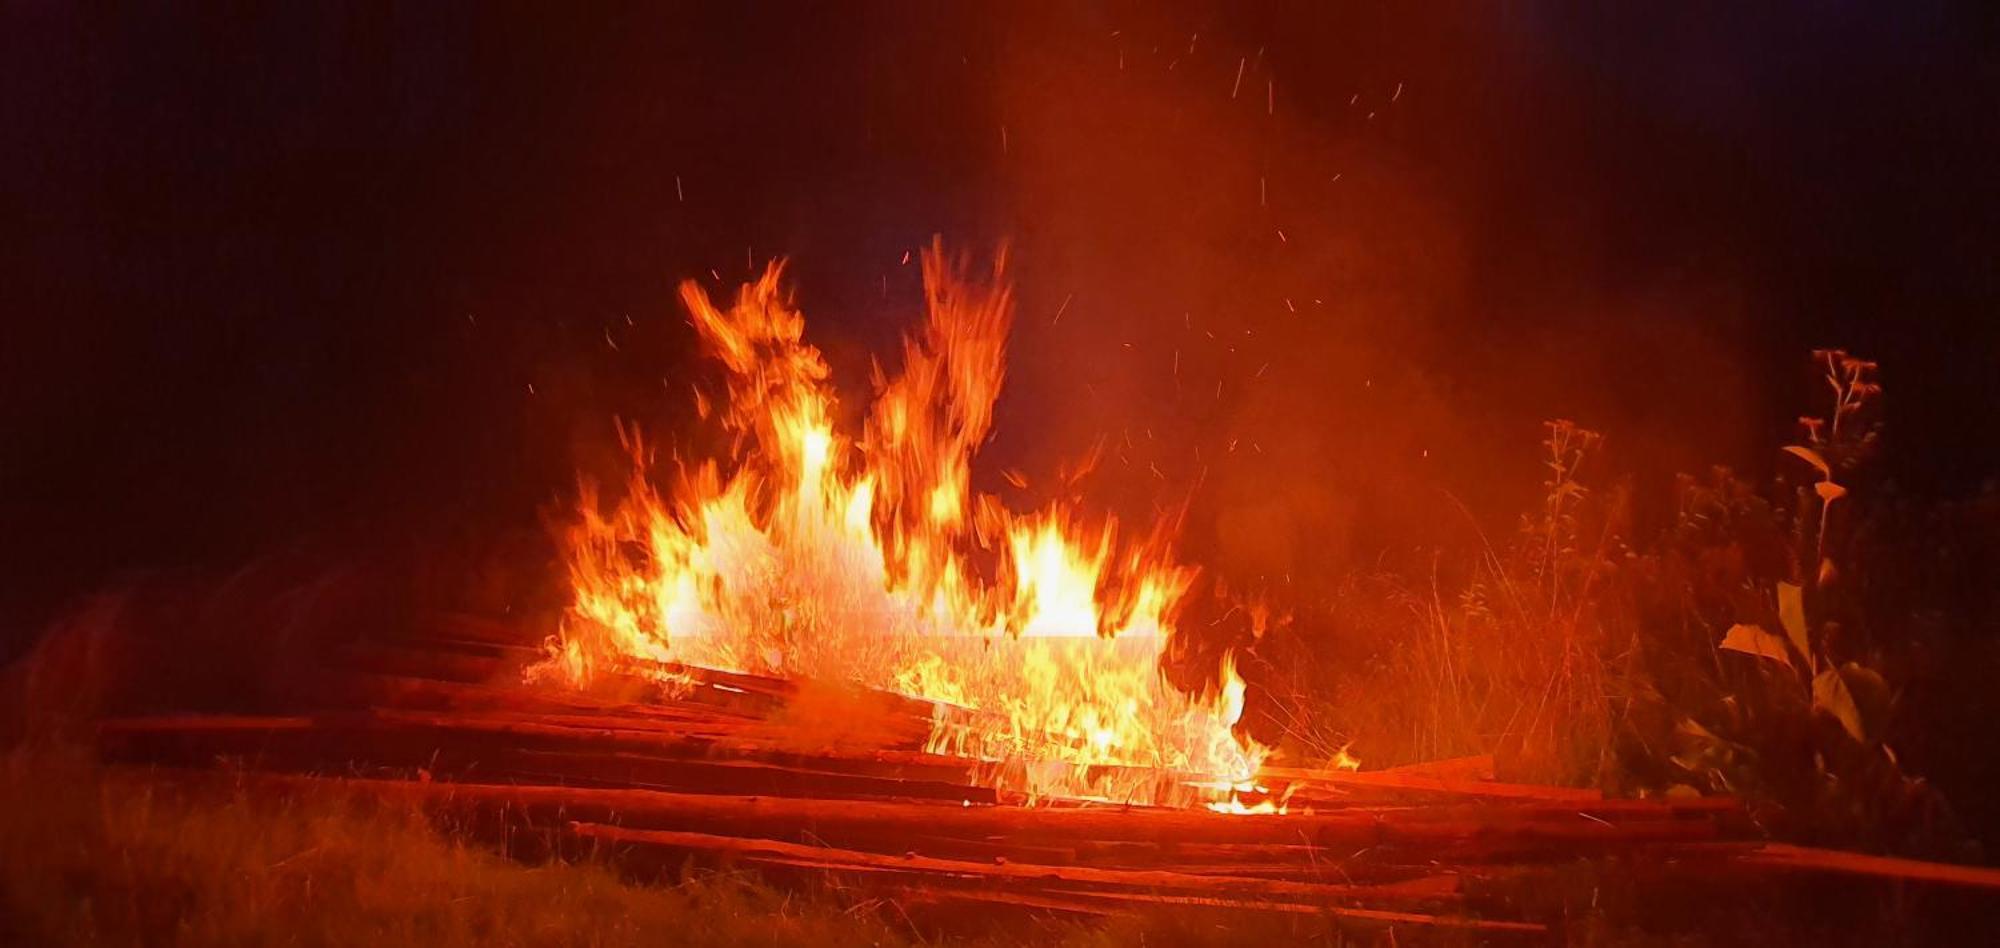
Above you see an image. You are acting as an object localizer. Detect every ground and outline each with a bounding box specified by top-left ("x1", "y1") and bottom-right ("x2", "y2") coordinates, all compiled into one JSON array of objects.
[
  {"x1": 0, "y1": 749, "x2": 1381, "y2": 947},
  {"x1": 6, "y1": 748, "x2": 1991, "y2": 946}
]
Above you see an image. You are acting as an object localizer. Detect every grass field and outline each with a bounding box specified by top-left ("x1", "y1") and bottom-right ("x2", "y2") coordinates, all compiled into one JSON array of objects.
[
  {"x1": 0, "y1": 749, "x2": 1417, "y2": 947},
  {"x1": 0, "y1": 748, "x2": 938, "y2": 947},
  {"x1": 8, "y1": 748, "x2": 1991, "y2": 946}
]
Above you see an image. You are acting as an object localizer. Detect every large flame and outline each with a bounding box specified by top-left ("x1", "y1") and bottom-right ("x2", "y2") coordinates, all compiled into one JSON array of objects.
[{"x1": 537, "y1": 243, "x2": 1262, "y2": 803}]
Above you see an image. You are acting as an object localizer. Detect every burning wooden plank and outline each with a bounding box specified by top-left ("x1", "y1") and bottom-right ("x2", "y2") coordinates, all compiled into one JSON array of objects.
[
  {"x1": 1261, "y1": 763, "x2": 1605, "y2": 805},
  {"x1": 96, "y1": 713, "x2": 992, "y2": 804}
]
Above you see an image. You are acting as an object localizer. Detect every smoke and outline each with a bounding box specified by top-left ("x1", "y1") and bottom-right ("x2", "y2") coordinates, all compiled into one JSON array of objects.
[
  {"x1": 8, "y1": 3, "x2": 1989, "y2": 652},
  {"x1": 973, "y1": 6, "x2": 1767, "y2": 585}
]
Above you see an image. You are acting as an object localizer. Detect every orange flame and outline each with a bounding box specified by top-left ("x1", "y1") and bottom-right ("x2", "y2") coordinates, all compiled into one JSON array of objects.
[{"x1": 535, "y1": 242, "x2": 1262, "y2": 803}]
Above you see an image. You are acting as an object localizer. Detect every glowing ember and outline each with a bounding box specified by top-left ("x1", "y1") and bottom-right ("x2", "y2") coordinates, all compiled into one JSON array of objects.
[{"x1": 533, "y1": 242, "x2": 1263, "y2": 803}]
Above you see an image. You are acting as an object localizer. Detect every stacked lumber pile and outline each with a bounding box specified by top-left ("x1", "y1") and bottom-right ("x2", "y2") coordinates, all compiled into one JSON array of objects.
[{"x1": 92, "y1": 613, "x2": 2000, "y2": 938}]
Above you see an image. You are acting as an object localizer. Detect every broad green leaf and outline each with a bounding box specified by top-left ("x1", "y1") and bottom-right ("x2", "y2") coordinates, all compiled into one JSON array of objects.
[
  {"x1": 1814, "y1": 667, "x2": 1866, "y2": 743},
  {"x1": 1838, "y1": 661, "x2": 1891, "y2": 741},
  {"x1": 1783, "y1": 445, "x2": 1832, "y2": 478},
  {"x1": 1777, "y1": 582, "x2": 1811, "y2": 666},
  {"x1": 1841, "y1": 661, "x2": 1889, "y2": 700},
  {"x1": 1719, "y1": 623, "x2": 1794, "y2": 670}
]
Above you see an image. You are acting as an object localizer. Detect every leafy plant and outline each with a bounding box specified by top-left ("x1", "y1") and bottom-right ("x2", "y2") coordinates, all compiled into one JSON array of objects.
[
  {"x1": 1246, "y1": 348, "x2": 1971, "y2": 856},
  {"x1": 1647, "y1": 351, "x2": 1958, "y2": 852}
]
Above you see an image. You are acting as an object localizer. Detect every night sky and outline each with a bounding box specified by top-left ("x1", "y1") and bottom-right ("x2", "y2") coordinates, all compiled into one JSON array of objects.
[{"x1": 5, "y1": 3, "x2": 1997, "y2": 641}]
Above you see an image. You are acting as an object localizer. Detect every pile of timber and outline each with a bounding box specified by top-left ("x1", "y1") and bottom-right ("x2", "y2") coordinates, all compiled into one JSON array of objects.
[{"x1": 92, "y1": 613, "x2": 2000, "y2": 938}]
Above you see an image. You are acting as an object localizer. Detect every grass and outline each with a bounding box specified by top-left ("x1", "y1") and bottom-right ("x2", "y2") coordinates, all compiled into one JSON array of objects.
[
  {"x1": 0, "y1": 748, "x2": 1437, "y2": 947},
  {"x1": 6, "y1": 749, "x2": 1987, "y2": 946},
  {"x1": 1257, "y1": 420, "x2": 1629, "y2": 788},
  {"x1": 0, "y1": 748, "x2": 933, "y2": 947}
]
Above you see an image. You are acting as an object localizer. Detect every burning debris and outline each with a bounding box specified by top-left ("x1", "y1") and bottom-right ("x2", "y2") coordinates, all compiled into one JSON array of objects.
[{"x1": 535, "y1": 242, "x2": 1261, "y2": 805}]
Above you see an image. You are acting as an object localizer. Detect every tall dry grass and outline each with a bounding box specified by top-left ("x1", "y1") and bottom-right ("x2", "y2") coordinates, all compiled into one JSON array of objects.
[
  {"x1": 0, "y1": 749, "x2": 1426, "y2": 946},
  {"x1": 0, "y1": 749, "x2": 925, "y2": 947},
  {"x1": 1255, "y1": 421, "x2": 1631, "y2": 786}
]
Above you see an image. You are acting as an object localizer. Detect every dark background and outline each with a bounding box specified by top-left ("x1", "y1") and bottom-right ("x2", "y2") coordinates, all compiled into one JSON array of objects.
[{"x1": 4, "y1": 2, "x2": 1998, "y2": 648}]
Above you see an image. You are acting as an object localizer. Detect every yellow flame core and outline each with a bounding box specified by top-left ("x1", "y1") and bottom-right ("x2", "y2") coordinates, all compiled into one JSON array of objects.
[{"x1": 538, "y1": 244, "x2": 1263, "y2": 803}]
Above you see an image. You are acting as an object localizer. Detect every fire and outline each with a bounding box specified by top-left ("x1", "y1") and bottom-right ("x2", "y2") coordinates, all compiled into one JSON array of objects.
[{"x1": 535, "y1": 242, "x2": 1263, "y2": 803}]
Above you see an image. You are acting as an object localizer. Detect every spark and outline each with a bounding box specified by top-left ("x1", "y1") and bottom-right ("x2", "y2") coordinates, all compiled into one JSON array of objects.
[
  {"x1": 1053, "y1": 293, "x2": 1074, "y2": 324},
  {"x1": 1392, "y1": 81, "x2": 1404, "y2": 102},
  {"x1": 675, "y1": 175, "x2": 684, "y2": 202},
  {"x1": 1232, "y1": 58, "x2": 1245, "y2": 98}
]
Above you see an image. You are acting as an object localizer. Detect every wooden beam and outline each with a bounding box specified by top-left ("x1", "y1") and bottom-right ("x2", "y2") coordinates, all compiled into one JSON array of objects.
[
  {"x1": 567, "y1": 822, "x2": 1461, "y2": 905},
  {"x1": 1036, "y1": 888, "x2": 1548, "y2": 934},
  {"x1": 1262, "y1": 764, "x2": 1605, "y2": 804},
  {"x1": 1737, "y1": 842, "x2": 2000, "y2": 891},
  {"x1": 214, "y1": 772, "x2": 1720, "y2": 857}
]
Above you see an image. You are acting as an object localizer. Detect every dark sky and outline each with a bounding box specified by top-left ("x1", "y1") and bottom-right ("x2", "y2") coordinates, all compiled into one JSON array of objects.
[{"x1": 4, "y1": 2, "x2": 1997, "y2": 632}]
